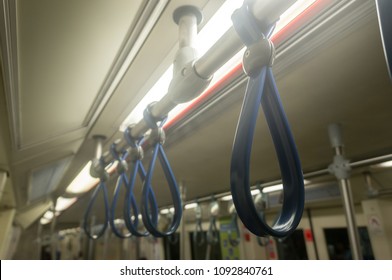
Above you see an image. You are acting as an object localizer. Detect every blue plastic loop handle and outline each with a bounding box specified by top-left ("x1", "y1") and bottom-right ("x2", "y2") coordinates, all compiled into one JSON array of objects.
[
  {"x1": 141, "y1": 140, "x2": 182, "y2": 237},
  {"x1": 206, "y1": 215, "x2": 219, "y2": 244},
  {"x1": 109, "y1": 144, "x2": 132, "y2": 238},
  {"x1": 109, "y1": 151, "x2": 132, "y2": 238},
  {"x1": 122, "y1": 126, "x2": 159, "y2": 236},
  {"x1": 124, "y1": 159, "x2": 159, "y2": 237},
  {"x1": 230, "y1": 65, "x2": 304, "y2": 238},
  {"x1": 83, "y1": 180, "x2": 110, "y2": 240}
]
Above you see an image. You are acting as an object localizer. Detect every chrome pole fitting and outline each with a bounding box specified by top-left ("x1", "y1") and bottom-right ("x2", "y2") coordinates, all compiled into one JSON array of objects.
[
  {"x1": 90, "y1": 135, "x2": 109, "y2": 181},
  {"x1": 110, "y1": 141, "x2": 128, "y2": 175},
  {"x1": 129, "y1": 145, "x2": 144, "y2": 163},
  {"x1": 147, "y1": 127, "x2": 166, "y2": 146}
]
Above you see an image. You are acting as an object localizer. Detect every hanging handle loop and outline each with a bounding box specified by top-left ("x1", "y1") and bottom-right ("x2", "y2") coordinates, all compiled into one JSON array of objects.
[
  {"x1": 230, "y1": 3, "x2": 304, "y2": 238},
  {"x1": 141, "y1": 139, "x2": 182, "y2": 237},
  {"x1": 108, "y1": 144, "x2": 132, "y2": 238},
  {"x1": 123, "y1": 126, "x2": 158, "y2": 237},
  {"x1": 83, "y1": 157, "x2": 110, "y2": 240},
  {"x1": 206, "y1": 199, "x2": 219, "y2": 244},
  {"x1": 141, "y1": 106, "x2": 182, "y2": 237},
  {"x1": 227, "y1": 202, "x2": 240, "y2": 247},
  {"x1": 193, "y1": 202, "x2": 205, "y2": 246}
]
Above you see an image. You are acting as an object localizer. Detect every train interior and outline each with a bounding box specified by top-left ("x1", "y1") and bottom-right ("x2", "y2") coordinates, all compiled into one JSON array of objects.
[{"x1": 0, "y1": 0, "x2": 392, "y2": 260}]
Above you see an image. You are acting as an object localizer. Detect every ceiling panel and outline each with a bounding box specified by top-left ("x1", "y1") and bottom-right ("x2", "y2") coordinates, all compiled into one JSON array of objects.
[
  {"x1": 16, "y1": 0, "x2": 142, "y2": 148},
  {"x1": 0, "y1": 0, "x2": 173, "y2": 212}
]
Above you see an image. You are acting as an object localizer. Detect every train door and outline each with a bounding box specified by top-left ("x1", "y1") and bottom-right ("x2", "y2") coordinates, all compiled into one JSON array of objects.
[
  {"x1": 324, "y1": 227, "x2": 374, "y2": 260},
  {"x1": 310, "y1": 206, "x2": 370, "y2": 259}
]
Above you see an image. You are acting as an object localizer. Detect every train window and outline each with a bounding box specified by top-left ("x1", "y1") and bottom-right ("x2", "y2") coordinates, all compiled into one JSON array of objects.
[
  {"x1": 163, "y1": 233, "x2": 180, "y2": 260},
  {"x1": 275, "y1": 229, "x2": 308, "y2": 260},
  {"x1": 324, "y1": 227, "x2": 375, "y2": 260},
  {"x1": 189, "y1": 232, "x2": 222, "y2": 260}
]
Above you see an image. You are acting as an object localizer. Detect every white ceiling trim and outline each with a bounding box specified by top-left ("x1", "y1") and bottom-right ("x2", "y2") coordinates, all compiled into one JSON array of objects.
[{"x1": 0, "y1": 0, "x2": 169, "y2": 151}]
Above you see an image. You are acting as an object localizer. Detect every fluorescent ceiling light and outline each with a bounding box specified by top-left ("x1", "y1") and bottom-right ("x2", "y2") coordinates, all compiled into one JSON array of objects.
[
  {"x1": 43, "y1": 211, "x2": 54, "y2": 220},
  {"x1": 40, "y1": 210, "x2": 60, "y2": 225},
  {"x1": 120, "y1": 0, "x2": 316, "y2": 132},
  {"x1": 65, "y1": 160, "x2": 118, "y2": 196},
  {"x1": 40, "y1": 217, "x2": 51, "y2": 225},
  {"x1": 43, "y1": 211, "x2": 60, "y2": 220},
  {"x1": 220, "y1": 189, "x2": 261, "y2": 201},
  {"x1": 113, "y1": 219, "x2": 124, "y2": 225},
  {"x1": 59, "y1": 228, "x2": 80, "y2": 235},
  {"x1": 160, "y1": 207, "x2": 174, "y2": 215},
  {"x1": 372, "y1": 160, "x2": 392, "y2": 168},
  {"x1": 65, "y1": 161, "x2": 99, "y2": 195},
  {"x1": 251, "y1": 189, "x2": 260, "y2": 195},
  {"x1": 184, "y1": 202, "x2": 198, "y2": 209},
  {"x1": 262, "y1": 184, "x2": 283, "y2": 193},
  {"x1": 220, "y1": 194, "x2": 233, "y2": 201},
  {"x1": 55, "y1": 196, "x2": 77, "y2": 212},
  {"x1": 258, "y1": 180, "x2": 309, "y2": 194}
]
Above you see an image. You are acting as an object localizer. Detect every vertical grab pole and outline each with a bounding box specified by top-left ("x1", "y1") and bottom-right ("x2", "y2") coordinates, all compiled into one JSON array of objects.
[{"x1": 328, "y1": 124, "x2": 362, "y2": 260}]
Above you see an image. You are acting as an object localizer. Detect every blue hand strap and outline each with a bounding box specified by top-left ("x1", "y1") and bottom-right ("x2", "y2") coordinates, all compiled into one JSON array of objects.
[
  {"x1": 140, "y1": 109, "x2": 182, "y2": 237},
  {"x1": 230, "y1": 66, "x2": 304, "y2": 238},
  {"x1": 141, "y1": 142, "x2": 182, "y2": 237},
  {"x1": 109, "y1": 149, "x2": 132, "y2": 239},
  {"x1": 206, "y1": 215, "x2": 219, "y2": 244},
  {"x1": 123, "y1": 128, "x2": 159, "y2": 237},
  {"x1": 110, "y1": 174, "x2": 132, "y2": 238},
  {"x1": 124, "y1": 159, "x2": 158, "y2": 237},
  {"x1": 230, "y1": 3, "x2": 304, "y2": 238},
  {"x1": 83, "y1": 179, "x2": 110, "y2": 240}
]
